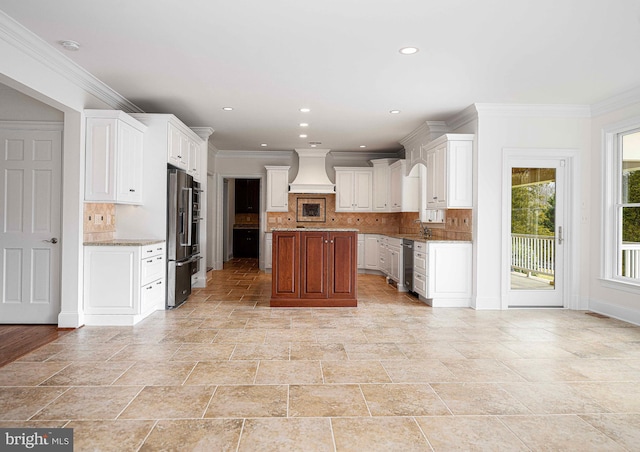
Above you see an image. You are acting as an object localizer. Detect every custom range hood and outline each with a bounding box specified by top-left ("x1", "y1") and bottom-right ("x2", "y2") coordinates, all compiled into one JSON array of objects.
[{"x1": 289, "y1": 148, "x2": 335, "y2": 194}]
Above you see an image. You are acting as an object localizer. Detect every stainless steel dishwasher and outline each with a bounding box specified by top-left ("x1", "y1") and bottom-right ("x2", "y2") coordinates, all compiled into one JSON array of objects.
[{"x1": 402, "y1": 239, "x2": 414, "y2": 292}]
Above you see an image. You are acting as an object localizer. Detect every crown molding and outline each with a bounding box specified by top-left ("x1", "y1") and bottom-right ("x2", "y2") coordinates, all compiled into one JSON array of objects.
[
  {"x1": 399, "y1": 120, "x2": 448, "y2": 146},
  {"x1": 591, "y1": 85, "x2": 640, "y2": 117},
  {"x1": 215, "y1": 150, "x2": 295, "y2": 159},
  {"x1": 446, "y1": 104, "x2": 478, "y2": 130},
  {"x1": 0, "y1": 10, "x2": 143, "y2": 113},
  {"x1": 330, "y1": 150, "x2": 400, "y2": 161},
  {"x1": 474, "y1": 103, "x2": 591, "y2": 118},
  {"x1": 191, "y1": 127, "x2": 215, "y2": 141}
]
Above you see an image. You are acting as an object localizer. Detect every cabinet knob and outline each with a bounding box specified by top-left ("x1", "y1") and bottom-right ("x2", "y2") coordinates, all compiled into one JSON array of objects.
[{"x1": 129, "y1": 189, "x2": 136, "y2": 192}]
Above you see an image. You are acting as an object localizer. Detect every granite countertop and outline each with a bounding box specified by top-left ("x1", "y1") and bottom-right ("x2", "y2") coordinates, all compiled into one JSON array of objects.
[
  {"x1": 83, "y1": 238, "x2": 165, "y2": 246},
  {"x1": 271, "y1": 228, "x2": 359, "y2": 232},
  {"x1": 233, "y1": 224, "x2": 260, "y2": 229}
]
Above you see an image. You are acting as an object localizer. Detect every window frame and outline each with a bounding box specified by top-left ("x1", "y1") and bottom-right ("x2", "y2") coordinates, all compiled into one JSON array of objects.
[{"x1": 602, "y1": 117, "x2": 640, "y2": 289}]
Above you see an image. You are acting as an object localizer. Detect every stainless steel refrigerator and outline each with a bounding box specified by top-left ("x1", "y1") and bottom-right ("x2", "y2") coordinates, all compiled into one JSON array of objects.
[{"x1": 167, "y1": 167, "x2": 201, "y2": 308}]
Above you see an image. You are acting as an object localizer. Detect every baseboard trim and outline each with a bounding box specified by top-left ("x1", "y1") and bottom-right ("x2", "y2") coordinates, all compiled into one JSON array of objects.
[{"x1": 588, "y1": 299, "x2": 640, "y2": 326}]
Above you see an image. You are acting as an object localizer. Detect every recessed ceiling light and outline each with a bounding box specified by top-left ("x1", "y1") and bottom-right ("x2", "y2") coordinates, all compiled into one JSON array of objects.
[
  {"x1": 260, "y1": 143, "x2": 268, "y2": 147},
  {"x1": 399, "y1": 47, "x2": 419, "y2": 55},
  {"x1": 360, "y1": 145, "x2": 367, "y2": 148},
  {"x1": 299, "y1": 123, "x2": 309, "y2": 127},
  {"x1": 299, "y1": 108, "x2": 311, "y2": 113},
  {"x1": 310, "y1": 144, "x2": 317, "y2": 148},
  {"x1": 59, "y1": 40, "x2": 80, "y2": 51},
  {"x1": 389, "y1": 110, "x2": 401, "y2": 114},
  {"x1": 299, "y1": 134, "x2": 307, "y2": 138},
  {"x1": 222, "y1": 107, "x2": 233, "y2": 111}
]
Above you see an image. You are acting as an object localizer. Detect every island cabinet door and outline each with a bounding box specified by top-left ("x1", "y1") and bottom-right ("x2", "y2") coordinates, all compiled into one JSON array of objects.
[
  {"x1": 300, "y1": 231, "x2": 329, "y2": 299},
  {"x1": 328, "y1": 232, "x2": 357, "y2": 299},
  {"x1": 272, "y1": 231, "x2": 300, "y2": 298}
]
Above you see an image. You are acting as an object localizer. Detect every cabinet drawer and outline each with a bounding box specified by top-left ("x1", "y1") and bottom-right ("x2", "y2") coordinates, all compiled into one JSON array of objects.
[
  {"x1": 414, "y1": 271, "x2": 427, "y2": 297},
  {"x1": 142, "y1": 242, "x2": 165, "y2": 258},
  {"x1": 141, "y1": 279, "x2": 164, "y2": 313},
  {"x1": 141, "y1": 254, "x2": 165, "y2": 286},
  {"x1": 414, "y1": 251, "x2": 426, "y2": 272},
  {"x1": 414, "y1": 241, "x2": 427, "y2": 252}
]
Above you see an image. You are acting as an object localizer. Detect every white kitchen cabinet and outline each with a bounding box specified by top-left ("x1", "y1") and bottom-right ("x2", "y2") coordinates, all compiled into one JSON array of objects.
[
  {"x1": 370, "y1": 158, "x2": 396, "y2": 211},
  {"x1": 335, "y1": 167, "x2": 373, "y2": 212},
  {"x1": 364, "y1": 234, "x2": 379, "y2": 270},
  {"x1": 84, "y1": 241, "x2": 166, "y2": 325},
  {"x1": 386, "y1": 237, "x2": 403, "y2": 285},
  {"x1": 422, "y1": 133, "x2": 473, "y2": 209},
  {"x1": 412, "y1": 240, "x2": 472, "y2": 307},
  {"x1": 413, "y1": 241, "x2": 427, "y2": 297},
  {"x1": 168, "y1": 122, "x2": 188, "y2": 170},
  {"x1": 389, "y1": 160, "x2": 419, "y2": 212},
  {"x1": 266, "y1": 166, "x2": 290, "y2": 212},
  {"x1": 264, "y1": 232, "x2": 273, "y2": 270},
  {"x1": 378, "y1": 237, "x2": 389, "y2": 275},
  {"x1": 357, "y1": 234, "x2": 365, "y2": 270},
  {"x1": 418, "y1": 164, "x2": 445, "y2": 223},
  {"x1": 168, "y1": 122, "x2": 202, "y2": 179},
  {"x1": 85, "y1": 110, "x2": 146, "y2": 204}
]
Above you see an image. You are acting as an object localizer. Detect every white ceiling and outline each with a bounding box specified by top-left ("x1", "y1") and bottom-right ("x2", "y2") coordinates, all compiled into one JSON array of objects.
[{"x1": 1, "y1": 0, "x2": 639, "y2": 153}]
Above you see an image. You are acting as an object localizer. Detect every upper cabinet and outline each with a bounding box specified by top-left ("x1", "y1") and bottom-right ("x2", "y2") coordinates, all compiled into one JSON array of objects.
[
  {"x1": 85, "y1": 110, "x2": 146, "y2": 205},
  {"x1": 235, "y1": 179, "x2": 260, "y2": 213},
  {"x1": 421, "y1": 134, "x2": 473, "y2": 209},
  {"x1": 370, "y1": 158, "x2": 396, "y2": 212},
  {"x1": 389, "y1": 160, "x2": 419, "y2": 212},
  {"x1": 168, "y1": 122, "x2": 201, "y2": 179},
  {"x1": 335, "y1": 167, "x2": 373, "y2": 212},
  {"x1": 266, "y1": 166, "x2": 290, "y2": 212}
]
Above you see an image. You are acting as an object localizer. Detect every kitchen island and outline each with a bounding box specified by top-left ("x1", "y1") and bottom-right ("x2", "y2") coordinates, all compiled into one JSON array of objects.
[{"x1": 271, "y1": 228, "x2": 358, "y2": 307}]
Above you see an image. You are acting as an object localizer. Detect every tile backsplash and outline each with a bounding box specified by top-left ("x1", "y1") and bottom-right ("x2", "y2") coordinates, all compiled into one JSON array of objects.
[
  {"x1": 266, "y1": 194, "x2": 473, "y2": 241},
  {"x1": 83, "y1": 203, "x2": 116, "y2": 242}
]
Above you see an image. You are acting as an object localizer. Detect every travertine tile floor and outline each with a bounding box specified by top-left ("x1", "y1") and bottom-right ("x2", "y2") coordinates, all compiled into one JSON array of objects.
[{"x1": 2, "y1": 258, "x2": 640, "y2": 451}]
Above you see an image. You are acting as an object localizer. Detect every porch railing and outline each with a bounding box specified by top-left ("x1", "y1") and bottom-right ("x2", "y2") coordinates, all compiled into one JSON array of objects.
[
  {"x1": 511, "y1": 234, "x2": 555, "y2": 276},
  {"x1": 622, "y1": 243, "x2": 640, "y2": 279}
]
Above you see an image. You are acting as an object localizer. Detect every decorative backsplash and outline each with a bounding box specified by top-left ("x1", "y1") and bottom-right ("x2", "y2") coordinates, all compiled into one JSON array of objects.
[
  {"x1": 83, "y1": 203, "x2": 116, "y2": 242},
  {"x1": 266, "y1": 194, "x2": 473, "y2": 241}
]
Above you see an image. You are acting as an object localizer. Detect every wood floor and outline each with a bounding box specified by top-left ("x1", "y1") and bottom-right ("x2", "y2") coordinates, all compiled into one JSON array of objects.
[{"x1": 0, "y1": 324, "x2": 71, "y2": 367}]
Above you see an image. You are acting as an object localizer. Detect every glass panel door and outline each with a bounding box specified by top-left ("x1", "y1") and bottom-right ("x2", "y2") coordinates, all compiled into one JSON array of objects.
[{"x1": 507, "y1": 159, "x2": 565, "y2": 307}]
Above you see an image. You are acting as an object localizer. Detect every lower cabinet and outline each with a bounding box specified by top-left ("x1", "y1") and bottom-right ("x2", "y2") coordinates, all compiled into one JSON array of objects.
[
  {"x1": 271, "y1": 230, "x2": 357, "y2": 307},
  {"x1": 84, "y1": 242, "x2": 166, "y2": 325},
  {"x1": 413, "y1": 240, "x2": 472, "y2": 307},
  {"x1": 233, "y1": 228, "x2": 258, "y2": 258}
]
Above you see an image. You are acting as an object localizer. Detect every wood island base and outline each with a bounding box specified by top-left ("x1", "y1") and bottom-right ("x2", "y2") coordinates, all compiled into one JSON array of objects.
[
  {"x1": 270, "y1": 229, "x2": 358, "y2": 308},
  {"x1": 270, "y1": 298, "x2": 357, "y2": 308}
]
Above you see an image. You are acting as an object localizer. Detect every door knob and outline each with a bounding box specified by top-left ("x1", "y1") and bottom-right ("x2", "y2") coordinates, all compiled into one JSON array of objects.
[{"x1": 43, "y1": 238, "x2": 58, "y2": 244}]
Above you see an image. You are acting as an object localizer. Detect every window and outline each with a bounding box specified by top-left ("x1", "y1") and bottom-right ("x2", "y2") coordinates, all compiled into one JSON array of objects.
[
  {"x1": 618, "y1": 130, "x2": 640, "y2": 280},
  {"x1": 605, "y1": 124, "x2": 640, "y2": 285}
]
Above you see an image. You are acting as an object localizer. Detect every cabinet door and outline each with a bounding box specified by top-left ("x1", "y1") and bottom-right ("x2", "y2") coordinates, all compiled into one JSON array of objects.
[
  {"x1": 434, "y1": 145, "x2": 447, "y2": 208},
  {"x1": 266, "y1": 168, "x2": 289, "y2": 212},
  {"x1": 364, "y1": 235, "x2": 379, "y2": 270},
  {"x1": 372, "y1": 164, "x2": 389, "y2": 211},
  {"x1": 357, "y1": 234, "x2": 365, "y2": 269},
  {"x1": 447, "y1": 140, "x2": 473, "y2": 208},
  {"x1": 389, "y1": 164, "x2": 402, "y2": 211},
  {"x1": 335, "y1": 171, "x2": 355, "y2": 211},
  {"x1": 388, "y1": 246, "x2": 400, "y2": 282},
  {"x1": 264, "y1": 233, "x2": 273, "y2": 269},
  {"x1": 188, "y1": 138, "x2": 200, "y2": 180},
  {"x1": 328, "y1": 232, "x2": 357, "y2": 299},
  {"x1": 300, "y1": 231, "x2": 328, "y2": 299},
  {"x1": 84, "y1": 246, "x2": 138, "y2": 315},
  {"x1": 168, "y1": 123, "x2": 187, "y2": 169},
  {"x1": 85, "y1": 117, "x2": 117, "y2": 201},
  {"x1": 272, "y1": 231, "x2": 300, "y2": 298},
  {"x1": 116, "y1": 121, "x2": 143, "y2": 204},
  {"x1": 353, "y1": 171, "x2": 373, "y2": 211}
]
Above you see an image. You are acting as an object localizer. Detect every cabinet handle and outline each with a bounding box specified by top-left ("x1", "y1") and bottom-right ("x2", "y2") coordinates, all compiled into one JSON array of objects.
[
  {"x1": 146, "y1": 286, "x2": 153, "y2": 290},
  {"x1": 156, "y1": 281, "x2": 163, "y2": 285},
  {"x1": 146, "y1": 250, "x2": 153, "y2": 253},
  {"x1": 157, "y1": 257, "x2": 162, "y2": 260},
  {"x1": 147, "y1": 259, "x2": 153, "y2": 263},
  {"x1": 330, "y1": 240, "x2": 334, "y2": 244}
]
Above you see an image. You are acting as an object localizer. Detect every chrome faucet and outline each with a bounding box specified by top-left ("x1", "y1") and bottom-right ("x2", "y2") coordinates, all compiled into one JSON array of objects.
[{"x1": 414, "y1": 220, "x2": 432, "y2": 239}]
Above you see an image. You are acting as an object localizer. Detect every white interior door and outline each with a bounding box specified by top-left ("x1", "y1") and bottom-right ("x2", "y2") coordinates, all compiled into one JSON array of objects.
[
  {"x1": 505, "y1": 157, "x2": 567, "y2": 308},
  {"x1": 0, "y1": 126, "x2": 62, "y2": 323}
]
